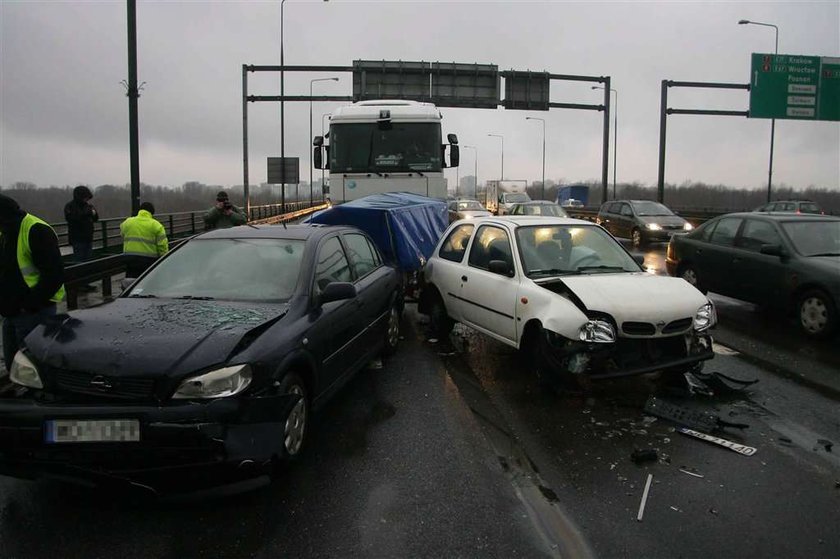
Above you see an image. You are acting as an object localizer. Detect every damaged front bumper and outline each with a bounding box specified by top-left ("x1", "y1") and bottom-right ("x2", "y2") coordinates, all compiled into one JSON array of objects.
[
  {"x1": 0, "y1": 394, "x2": 299, "y2": 492},
  {"x1": 544, "y1": 330, "x2": 714, "y2": 380}
]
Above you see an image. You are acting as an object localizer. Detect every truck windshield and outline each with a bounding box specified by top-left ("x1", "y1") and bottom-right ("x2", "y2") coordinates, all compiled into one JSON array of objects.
[{"x1": 330, "y1": 122, "x2": 442, "y2": 173}]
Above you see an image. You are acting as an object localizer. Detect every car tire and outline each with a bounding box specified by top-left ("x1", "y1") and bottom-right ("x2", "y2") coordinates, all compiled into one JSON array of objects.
[
  {"x1": 382, "y1": 301, "x2": 401, "y2": 356},
  {"x1": 275, "y1": 372, "x2": 309, "y2": 460},
  {"x1": 631, "y1": 228, "x2": 645, "y2": 248},
  {"x1": 678, "y1": 263, "x2": 707, "y2": 294},
  {"x1": 428, "y1": 292, "x2": 454, "y2": 338},
  {"x1": 522, "y1": 325, "x2": 575, "y2": 393},
  {"x1": 798, "y1": 289, "x2": 837, "y2": 339}
]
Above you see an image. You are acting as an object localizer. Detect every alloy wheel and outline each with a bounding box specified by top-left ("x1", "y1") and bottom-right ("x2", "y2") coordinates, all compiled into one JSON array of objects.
[
  {"x1": 800, "y1": 296, "x2": 828, "y2": 335},
  {"x1": 284, "y1": 385, "x2": 307, "y2": 456},
  {"x1": 387, "y1": 306, "x2": 400, "y2": 348}
]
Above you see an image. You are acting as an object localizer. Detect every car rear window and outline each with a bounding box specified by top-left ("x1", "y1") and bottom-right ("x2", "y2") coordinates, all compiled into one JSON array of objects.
[{"x1": 800, "y1": 202, "x2": 821, "y2": 214}]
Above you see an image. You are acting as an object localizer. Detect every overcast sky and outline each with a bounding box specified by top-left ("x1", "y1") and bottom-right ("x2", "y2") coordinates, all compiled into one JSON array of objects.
[{"x1": 1, "y1": 0, "x2": 838, "y2": 192}]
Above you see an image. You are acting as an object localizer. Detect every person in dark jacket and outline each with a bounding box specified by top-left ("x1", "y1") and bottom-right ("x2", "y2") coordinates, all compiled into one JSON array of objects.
[
  {"x1": 0, "y1": 194, "x2": 65, "y2": 375},
  {"x1": 64, "y1": 185, "x2": 98, "y2": 262},
  {"x1": 204, "y1": 191, "x2": 247, "y2": 230}
]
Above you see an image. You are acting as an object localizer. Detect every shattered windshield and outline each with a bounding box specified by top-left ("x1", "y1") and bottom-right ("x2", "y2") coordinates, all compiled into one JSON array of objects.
[
  {"x1": 329, "y1": 122, "x2": 442, "y2": 173},
  {"x1": 127, "y1": 238, "x2": 305, "y2": 302},
  {"x1": 516, "y1": 225, "x2": 640, "y2": 277}
]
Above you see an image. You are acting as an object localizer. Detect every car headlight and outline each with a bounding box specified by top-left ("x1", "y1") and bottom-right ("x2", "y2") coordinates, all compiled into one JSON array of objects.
[
  {"x1": 645, "y1": 223, "x2": 662, "y2": 231},
  {"x1": 9, "y1": 351, "x2": 43, "y2": 389},
  {"x1": 579, "y1": 319, "x2": 616, "y2": 343},
  {"x1": 172, "y1": 364, "x2": 252, "y2": 399},
  {"x1": 683, "y1": 222, "x2": 694, "y2": 231},
  {"x1": 693, "y1": 302, "x2": 717, "y2": 331}
]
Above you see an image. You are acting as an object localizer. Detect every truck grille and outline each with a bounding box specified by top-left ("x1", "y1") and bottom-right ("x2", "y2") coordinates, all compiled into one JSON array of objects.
[{"x1": 51, "y1": 370, "x2": 156, "y2": 400}]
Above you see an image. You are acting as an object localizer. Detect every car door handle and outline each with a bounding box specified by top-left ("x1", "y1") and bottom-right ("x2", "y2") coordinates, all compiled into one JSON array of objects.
[{"x1": 461, "y1": 275, "x2": 468, "y2": 282}]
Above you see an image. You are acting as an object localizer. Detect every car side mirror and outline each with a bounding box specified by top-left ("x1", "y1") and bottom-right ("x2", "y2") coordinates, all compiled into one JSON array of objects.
[
  {"x1": 759, "y1": 244, "x2": 786, "y2": 258},
  {"x1": 488, "y1": 260, "x2": 513, "y2": 277},
  {"x1": 318, "y1": 282, "x2": 356, "y2": 306},
  {"x1": 632, "y1": 254, "x2": 645, "y2": 266}
]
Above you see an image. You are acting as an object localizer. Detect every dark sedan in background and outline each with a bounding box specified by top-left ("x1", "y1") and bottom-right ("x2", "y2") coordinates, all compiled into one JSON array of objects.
[
  {"x1": 0, "y1": 225, "x2": 402, "y2": 493},
  {"x1": 597, "y1": 200, "x2": 693, "y2": 247},
  {"x1": 448, "y1": 198, "x2": 492, "y2": 222},
  {"x1": 666, "y1": 213, "x2": 840, "y2": 338}
]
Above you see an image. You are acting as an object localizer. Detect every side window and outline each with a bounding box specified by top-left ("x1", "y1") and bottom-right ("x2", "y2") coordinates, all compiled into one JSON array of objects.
[
  {"x1": 366, "y1": 238, "x2": 382, "y2": 266},
  {"x1": 343, "y1": 233, "x2": 378, "y2": 278},
  {"x1": 765, "y1": 203, "x2": 777, "y2": 212},
  {"x1": 468, "y1": 225, "x2": 514, "y2": 272},
  {"x1": 439, "y1": 224, "x2": 475, "y2": 262},
  {"x1": 709, "y1": 217, "x2": 742, "y2": 247},
  {"x1": 511, "y1": 205, "x2": 521, "y2": 215},
  {"x1": 620, "y1": 204, "x2": 633, "y2": 216},
  {"x1": 738, "y1": 220, "x2": 781, "y2": 252},
  {"x1": 314, "y1": 236, "x2": 352, "y2": 293},
  {"x1": 606, "y1": 202, "x2": 618, "y2": 214}
]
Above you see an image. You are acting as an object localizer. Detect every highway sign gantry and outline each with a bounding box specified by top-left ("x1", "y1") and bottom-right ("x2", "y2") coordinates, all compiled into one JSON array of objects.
[{"x1": 749, "y1": 53, "x2": 840, "y2": 121}]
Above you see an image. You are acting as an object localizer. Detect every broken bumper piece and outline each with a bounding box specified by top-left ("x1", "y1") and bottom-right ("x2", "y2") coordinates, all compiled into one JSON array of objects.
[{"x1": 0, "y1": 394, "x2": 299, "y2": 491}]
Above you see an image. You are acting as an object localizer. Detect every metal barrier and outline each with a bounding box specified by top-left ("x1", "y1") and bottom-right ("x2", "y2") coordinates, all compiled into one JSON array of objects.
[
  {"x1": 53, "y1": 201, "x2": 321, "y2": 263},
  {"x1": 60, "y1": 202, "x2": 325, "y2": 309}
]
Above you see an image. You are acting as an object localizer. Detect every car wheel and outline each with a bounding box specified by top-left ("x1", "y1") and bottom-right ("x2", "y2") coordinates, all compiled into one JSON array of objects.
[
  {"x1": 631, "y1": 228, "x2": 644, "y2": 248},
  {"x1": 678, "y1": 264, "x2": 707, "y2": 294},
  {"x1": 382, "y1": 301, "x2": 401, "y2": 356},
  {"x1": 276, "y1": 372, "x2": 309, "y2": 459},
  {"x1": 522, "y1": 325, "x2": 575, "y2": 392},
  {"x1": 428, "y1": 292, "x2": 454, "y2": 338},
  {"x1": 798, "y1": 289, "x2": 837, "y2": 339}
]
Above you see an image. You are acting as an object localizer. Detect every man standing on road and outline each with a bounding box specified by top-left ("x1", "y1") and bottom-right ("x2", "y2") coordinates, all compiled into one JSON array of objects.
[
  {"x1": 120, "y1": 202, "x2": 169, "y2": 278},
  {"x1": 64, "y1": 185, "x2": 98, "y2": 292},
  {"x1": 0, "y1": 194, "x2": 65, "y2": 375},
  {"x1": 203, "y1": 191, "x2": 247, "y2": 230}
]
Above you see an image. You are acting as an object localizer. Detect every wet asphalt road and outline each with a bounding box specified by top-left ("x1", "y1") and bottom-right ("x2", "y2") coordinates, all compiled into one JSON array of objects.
[{"x1": 1, "y1": 243, "x2": 838, "y2": 558}]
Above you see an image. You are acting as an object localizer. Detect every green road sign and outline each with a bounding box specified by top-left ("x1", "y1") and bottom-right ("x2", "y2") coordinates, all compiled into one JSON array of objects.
[{"x1": 749, "y1": 53, "x2": 840, "y2": 121}]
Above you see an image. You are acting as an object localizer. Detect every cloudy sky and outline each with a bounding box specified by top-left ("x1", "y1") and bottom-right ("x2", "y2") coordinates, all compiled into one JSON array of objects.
[{"x1": 1, "y1": 0, "x2": 838, "y2": 192}]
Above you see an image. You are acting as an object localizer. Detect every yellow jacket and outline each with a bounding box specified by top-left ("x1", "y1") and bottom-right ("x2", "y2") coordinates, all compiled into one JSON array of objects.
[{"x1": 120, "y1": 210, "x2": 168, "y2": 257}]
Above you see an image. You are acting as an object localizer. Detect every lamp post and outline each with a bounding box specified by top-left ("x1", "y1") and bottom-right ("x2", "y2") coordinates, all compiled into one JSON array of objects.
[
  {"x1": 321, "y1": 112, "x2": 330, "y2": 201},
  {"x1": 739, "y1": 19, "x2": 779, "y2": 203},
  {"x1": 310, "y1": 78, "x2": 338, "y2": 206},
  {"x1": 463, "y1": 145, "x2": 478, "y2": 199},
  {"x1": 592, "y1": 86, "x2": 618, "y2": 200},
  {"x1": 280, "y1": 0, "x2": 286, "y2": 211},
  {"x1": 488, "y1": 134, "x2": 504, "y2": 209},
  {"x1": 525, "y1": 117, "x2": 546, "y2": 200}
]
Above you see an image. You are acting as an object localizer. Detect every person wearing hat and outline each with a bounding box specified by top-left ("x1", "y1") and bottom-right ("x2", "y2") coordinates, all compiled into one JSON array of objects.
[
  {"x1": 120, "y1": 201, "x2": 169, "y2": 278},
  {"x1": 203, "y1": 191, "x2": 247, "y2": 231},
  {"x1": 64, "y1": 185, "x2": 98, "y2": 291},
  {"x1": 0, "y1": 194, "x2": 65, "y2": 374}
]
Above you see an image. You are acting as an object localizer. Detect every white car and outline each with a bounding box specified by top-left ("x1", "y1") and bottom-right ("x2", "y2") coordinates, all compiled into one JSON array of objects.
[
  {"x1": 420, "y1": 216, "x2": 716, "y2": 387},
  {"x1": 498, "y1": 192, "x2": 531, "y2": 215}
]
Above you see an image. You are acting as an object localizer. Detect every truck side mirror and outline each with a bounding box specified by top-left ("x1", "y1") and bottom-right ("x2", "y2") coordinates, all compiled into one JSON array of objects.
[
  {"x1": 313, "y1": 146, "x2": 323, "y2": 169},
  {"x1": 447, "y1": 133, "x2": 459, "y2": 145},
  {"x1": 313, "y1": 136, "x2": 324, "y2": 147},
  {"x1": 449, "y1": 144, "x2": 460, "y2": 168}
]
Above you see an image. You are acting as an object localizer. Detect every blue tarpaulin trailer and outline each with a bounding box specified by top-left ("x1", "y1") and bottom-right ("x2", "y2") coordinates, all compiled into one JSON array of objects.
[{"x1": 306, "y1": 193, "x2": 448, "y2": 274}]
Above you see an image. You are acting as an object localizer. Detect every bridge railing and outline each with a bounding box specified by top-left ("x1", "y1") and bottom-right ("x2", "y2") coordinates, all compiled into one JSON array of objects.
[{"x1": 53, "y1": 201, "x2": 320, "y2": 262}]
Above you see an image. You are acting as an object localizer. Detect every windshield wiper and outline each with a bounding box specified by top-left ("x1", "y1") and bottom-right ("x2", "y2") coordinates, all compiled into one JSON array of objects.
[
  {"x1": 809, "y1": 252, "x2": 840, "y2": 257},
  {"x1": 528, "y1": 268, "x2": 580, "y2": 277},
  {"x1": 576, "y1": 265, "x2": 628, "y2": 273},
  {"x1": 127, "y1": 293, "x2": 156, "y2": 298},
  {"x1": 175, "y1": 295, "x2": 216, "y2": 300}
]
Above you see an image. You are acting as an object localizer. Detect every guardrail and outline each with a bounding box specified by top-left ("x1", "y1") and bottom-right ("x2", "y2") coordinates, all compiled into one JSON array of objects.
[
  {"x1": 53, "y1": 200, "x2": 319, "y2": 263},
  {"x1": 61, "y1": 202, "x2": 325, "y2": 309}
]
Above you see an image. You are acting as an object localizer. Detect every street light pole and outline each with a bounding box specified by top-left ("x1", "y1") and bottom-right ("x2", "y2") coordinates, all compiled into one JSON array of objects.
[
  {"x1": 525, "y1": 117, "x2": 546, "y2": 200},
  {"x1": 310, "y1": 78, "x2": 338, "y2": 206},
  {"x1": 488, "y1": 133, "x2": 504, "y2": 179},
  {"x1": 464, "y1": 145, "x2": 478, "y2": 199},
  {"x1": 739, "y1": 19, "x2": 779, "y2": 203},
  {"x1": 280, "y1": 0, "x2": 286, "y2": 212},
  {"x1": 592, "y1": 86, "x2": 618, "y2": 200},
  {"x1": 321, "y1": 112, "x2": 330, "y2": 201}
]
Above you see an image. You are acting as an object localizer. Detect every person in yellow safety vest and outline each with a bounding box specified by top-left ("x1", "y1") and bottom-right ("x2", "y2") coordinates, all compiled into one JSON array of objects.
[
  {"x1": 0, "y1": 194, "x2": 65, "y2": 376},
  {"x1": 120, "y1": 202, "x2": 169, "y2": 279}
]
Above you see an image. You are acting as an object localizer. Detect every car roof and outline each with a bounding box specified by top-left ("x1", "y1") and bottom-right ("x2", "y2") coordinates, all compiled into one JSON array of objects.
[
  {"x1": 466, "y1": 216, "x2": 594, "y2": 228},
  {"x1": 709, "y1": 212, "x2": 839, "y2": 222},
  {"x1": 196, "y1": 224, "x2": 360, "y2": 241},
  {"x1": 515, "y1": 201, "x2": 556, "y2": 205}
]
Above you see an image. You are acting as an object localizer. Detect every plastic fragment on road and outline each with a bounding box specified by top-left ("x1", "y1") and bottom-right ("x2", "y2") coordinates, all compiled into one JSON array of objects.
[
  {"x1": 367, "y1": 358, "x2": 384, "y2": 370},
  {"x1": 679, "y1": 468, "x2": 705, "y2": 478},
  {"x1": 678, "y1": 427, "x2": 757, "y2": 456},
  {"x1": 644, "y1": 396, "x2": 718, "y2": 431},
  {"x1": 637, "y1": 473, "x2": 653, "y2": 522},
  {"x1": 694, "y1": 371, "x2": 758, "y2": 394},
  {"x1": 631, "y1": 449, "x2": 658, "y2": 464},
  {"x1": 684, "y1": 371, "x2": 714, "y2": 397},
  {"x1": 427, "y1": 338, "x2": 439, "y2": 344}
]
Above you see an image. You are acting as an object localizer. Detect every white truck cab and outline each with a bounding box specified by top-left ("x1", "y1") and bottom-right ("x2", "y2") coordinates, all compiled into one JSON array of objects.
[{"x1": 313, "y1": 100, "x2": 459, "y2": 203}]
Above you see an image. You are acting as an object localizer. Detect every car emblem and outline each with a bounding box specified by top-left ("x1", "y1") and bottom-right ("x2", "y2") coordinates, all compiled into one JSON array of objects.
[
  {"x1": 656, "y1": 320, "x2": 666, "y2": 327},
  {"x1": 89, "y1": 375, "x2": 113, "y2": 390}
]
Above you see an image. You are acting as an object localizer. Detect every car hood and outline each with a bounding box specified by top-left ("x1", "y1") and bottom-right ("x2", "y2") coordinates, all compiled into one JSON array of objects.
[
  {"x1": 552, "y1": 273, "x2": 708, "y2": 325},
  {"x1": 639, "y1": 215, "x2": 686, "y2": 227},
  {"x1": 25, "y1": 298, "x2": 289, "y2": 378}
]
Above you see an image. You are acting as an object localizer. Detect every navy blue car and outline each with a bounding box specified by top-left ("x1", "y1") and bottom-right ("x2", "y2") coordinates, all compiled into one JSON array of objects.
[{"x1": 0, "y1": 225, "x2": 402, "y2": 493}]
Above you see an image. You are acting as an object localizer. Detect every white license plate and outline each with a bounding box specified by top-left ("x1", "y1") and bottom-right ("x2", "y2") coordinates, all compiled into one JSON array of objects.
[{"x1": 45, "y1": 419, "x2": 141, "y2": 443}]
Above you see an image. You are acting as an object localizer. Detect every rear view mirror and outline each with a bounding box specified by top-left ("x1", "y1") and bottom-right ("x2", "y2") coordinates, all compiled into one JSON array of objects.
[
  {"x1": 447, "y1": 133, "x2": 459, "y2": 145},
  {"x1": 318, "y1": 282, "x2": 356, "y2": 306},
  {"x1": 313, "y1": 146, "x2": 323, "y2": 169},
  {"x1": 312, "y1": 135, "x2": 324, "y2": 147},
  {"x1": 488, "y1": 260, "x2": 513, "y2": 277},
  {"x1": 449, "y1": 144, "x2": 460, "y2": 168},
  {"x1": 759, "y1": 244, "x2": 786, "y2": 257}
]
